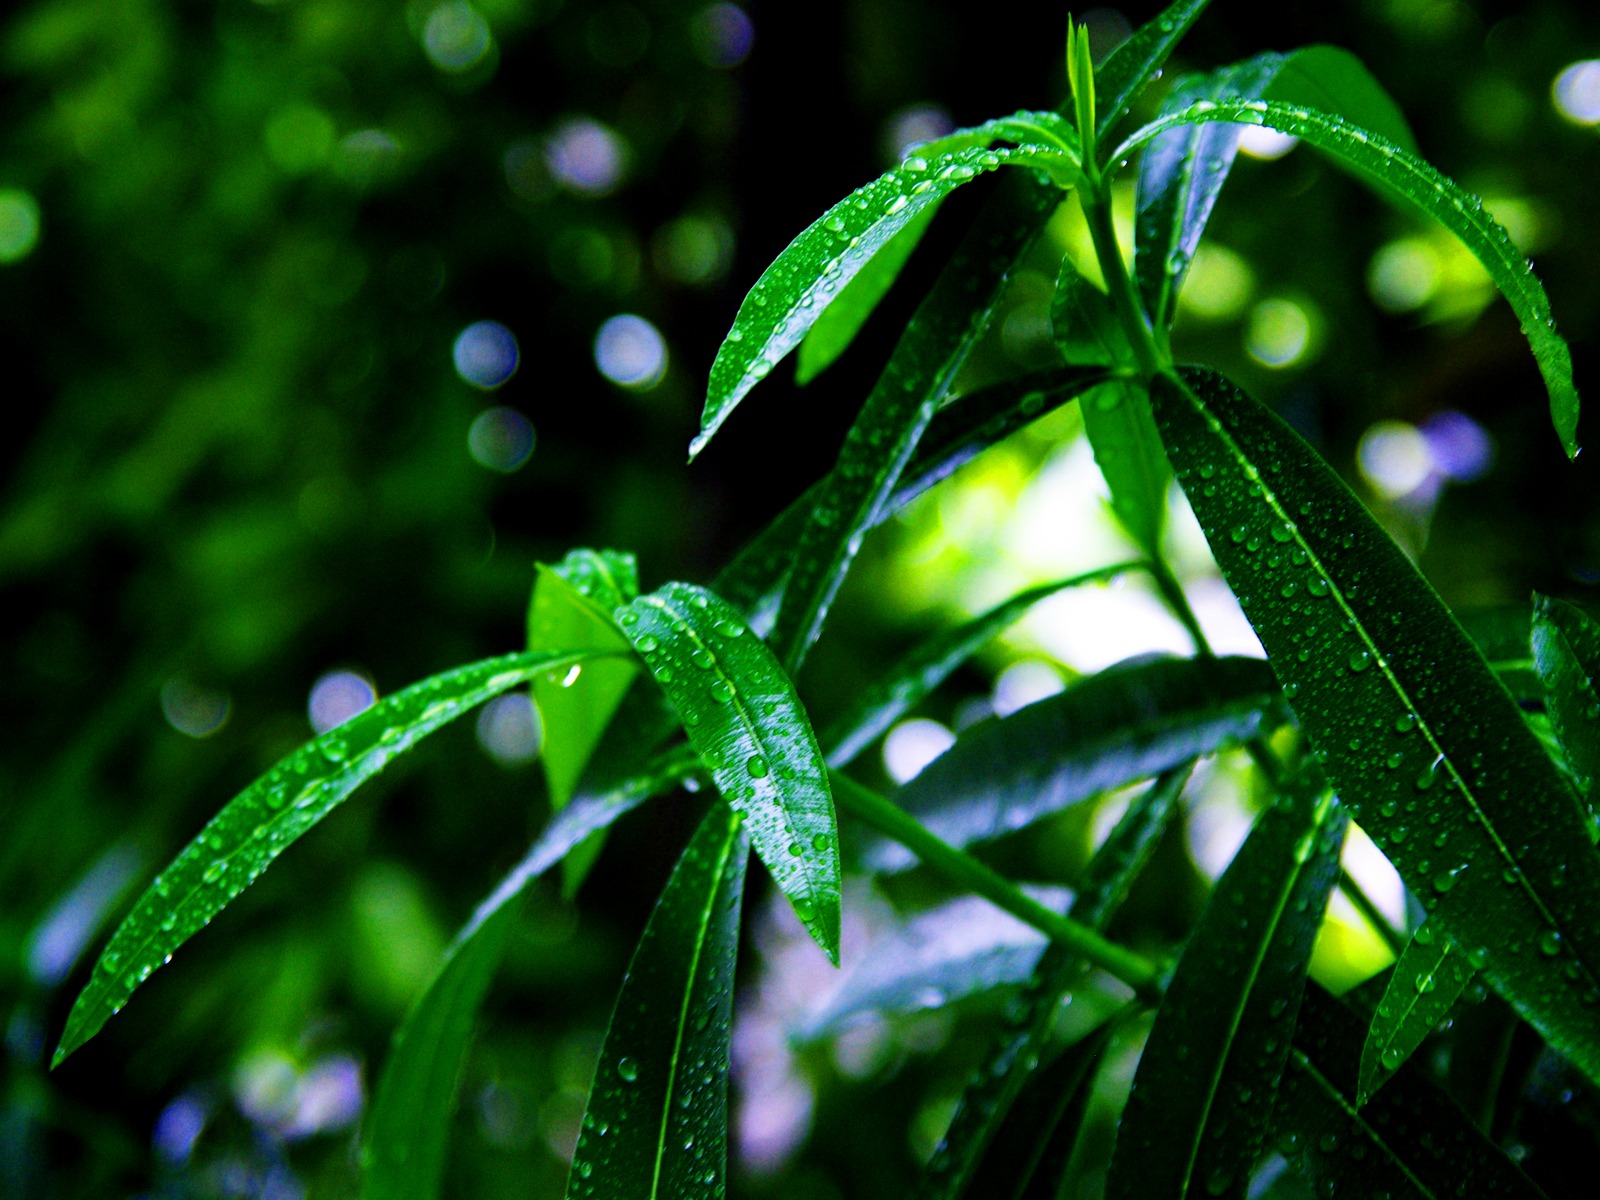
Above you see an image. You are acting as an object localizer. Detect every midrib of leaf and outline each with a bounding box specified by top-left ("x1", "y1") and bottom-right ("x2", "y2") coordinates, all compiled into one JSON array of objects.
[
  {"x1": 1176, "y1": 789, "x2": 1338, "y2": 1196},
  {"x1": 650, "y1": 819, "x2": 740, "y2": 1198},
  {"x1": 1162, "y1": 368, "x2": 1584, "y2": 986},
  {"x1": 1287, "y1": 1048, "x2": 1438, "y2": 1198},
  {"x1": 1359, "y1": 930, "x2": 1474, "y2": 1105}
]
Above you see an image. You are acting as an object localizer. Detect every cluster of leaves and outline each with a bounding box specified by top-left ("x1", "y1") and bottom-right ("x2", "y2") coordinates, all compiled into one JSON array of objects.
[{"x1": 54, "y1": 1, "x2": 1600, "y2": 1197}]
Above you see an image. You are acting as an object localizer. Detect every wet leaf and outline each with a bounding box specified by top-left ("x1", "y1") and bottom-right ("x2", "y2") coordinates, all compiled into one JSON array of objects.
[
  {"x1": 528, "y1": 549, "x2": 642, "y2": 893},
  {"x1": 1356, "y1": 921, "x2": 1477, "y2": 1109},
  {"x1": 566, "y1": 804, "x2": 749, "y2": 1200},
  {"x1": 1151, "y1": 365, "x2": 1600, "y2": 1089},
  {"x1": 1106, "y1": 782, "x2": 1347, "y2": 1200},
  {"x1": 1276, "y1": 984, "x2": 1548, "y2": 1199},
  {"x1": 923, "y1": 767, "x2": 1191, "y2": 1198},
  {"x1": 1120, "y1": 103, "x2": 1580, "y2": 455},
  {"x1": 618, "y1": 583, "x2": 841, "y2": 962},
  {"x1": 1532, "y1": 592, "x2": 1600, "y2": 796},
  {"x1": 870, "y1": 655, "x2": 1279, "y2": 872},
  {"x1": 1459, "y1": 606, "x2": 1539, "y2": 702},
  {"x1": 821, "y1": 562, "x2": 1141, "y2": 769},
  {"x1": 53, "y1": 647, "x2": 612, "y2": 1067},
  {"x1": 695, "y1": 124, "x2": 1077, "y2": 458},
  {"x1": 1092, "y1": 0, "x2": 1215, "y2": 142},
  {"x1": 769, "y1": 173, "x2": 1063, "y2": 672}
]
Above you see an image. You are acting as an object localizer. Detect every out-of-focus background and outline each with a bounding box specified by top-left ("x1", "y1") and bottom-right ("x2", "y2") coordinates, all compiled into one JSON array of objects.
[{"x1": 4, "y1": 1, "x2": 1598, "y2": 1196}]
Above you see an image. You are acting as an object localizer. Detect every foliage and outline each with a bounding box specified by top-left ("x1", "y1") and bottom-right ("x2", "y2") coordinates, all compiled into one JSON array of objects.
[{"x1": 13, "y1": 1, "x2": 1600, "y2": 1197}]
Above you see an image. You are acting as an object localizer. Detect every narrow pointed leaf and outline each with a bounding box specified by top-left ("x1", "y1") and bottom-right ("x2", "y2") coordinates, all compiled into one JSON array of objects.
[
  {"x1": 1277, "y1": 985, "x2": 1549, "y2": 1200},
  {"x1": 770, "y1": 172, "x2": 1064, "y2": 671},
  {"x1": 1106, "y1": 784, "x2": 1348, "y2": 1200},
  {"x1": 566, "y1": 804, "x2": 749, "y2": 1200},
  {"x1": 695, "y1": 128, "x2": 1076, "y2": 458},
  {"x1": 1532, "y1": 592, "x2": 1600, "y2": 795},
  {"x1": 796, "y1": 202, "x2": 940, "y2": 385},
  {"x1": 958, "y1": 1023, "x2": 1115, "y2": 1200},
  {"x1": 1265, "y1": 47, "x2": 1417, "y2": 152},
  {"x1": 1356, "y1": 921, "x2": 1477, "y2": 1109},
  {"x1": 1120, "y1": 102, "x2": 1580, "y2": 454},
  {"x1": 1091, "y1": 0, "x2": 1215, "y2": 141},
  {"x1": 871, "y1": 655, "x2": 1280, "y2": 872},
  {"x1": 361, "y1": 743, "x2": 699, "y2": 1200},
  {"x1": 923, "y1": 767, "x2": 1191, "y2": 1199},
  {"x1": 1151, "y1": 365, "x2": 1600, "y2": 1088},
  {"x1": 53, "y1": 647, "x2": 609, "y2": 1067},
  {"x1": 713, "y1": 365, "x2": 1112, "y2": 618},
  {"x1": 529, "y1": 550, "x2": 642, "y2": 894},
  {"x1": 618, "y1": 583, "x2": 841, "y2": 962},
  {"x1": 1460, "y1": 606, "x2": 1540, "y2": 701},
  {"x1": 802, "y1": 888, "x2": 1070, "y2": 1038},
  {"x1": 821, "y1": 562, "x2": 1141, "y2": 768}
]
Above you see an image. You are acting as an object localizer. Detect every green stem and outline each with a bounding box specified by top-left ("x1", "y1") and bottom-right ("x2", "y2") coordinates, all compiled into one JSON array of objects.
[
  {"x1": 1148, "y1": 556, "x2": 1212, "y2": 660},
  {"x1": 830, "y1": 771, "x2": 1165, "y2": 1000},
  {"x1": 1338, "y1": 866, "x2": 1406, "y2": 958},
  {"x1": 1080, "y1": 185, "x2": 1164, "y2": 379}
]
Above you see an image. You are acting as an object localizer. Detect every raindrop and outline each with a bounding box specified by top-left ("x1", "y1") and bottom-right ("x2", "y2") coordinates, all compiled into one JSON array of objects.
[
  {"x1": 745, "y1": 755, "x2": 769, "y2": 778},
  {"x1": 709, "y1": 680, "x2": 733, "y2": 704},
  {"x1": 617, "y1": 1057, "x2": 640, "y2": 1082}
]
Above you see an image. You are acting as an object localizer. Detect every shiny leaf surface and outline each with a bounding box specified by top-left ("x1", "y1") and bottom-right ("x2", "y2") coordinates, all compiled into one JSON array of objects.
[
  {"x1": 618, "y1": 583, "x2": 841, "y2": 961},
  {"x1": 1356, "y1": 921, "x2": 1476, "y2": 1108},
  {"x1": 1091, "y1": 0, "x2": 1215, "y2": 142},
  {"x1": 1533, "y1": 592, "x2": 1600, "y2": 795},
  {"x1": 566, "y1": 804, "x2": 749, "y2": 1200},
  {"x1": 1151, "y1": 365, "x2": 1600, "y2": 1087},
  {"x1": 54, "y1": 647, "x2": 611, "y2": 1066}
]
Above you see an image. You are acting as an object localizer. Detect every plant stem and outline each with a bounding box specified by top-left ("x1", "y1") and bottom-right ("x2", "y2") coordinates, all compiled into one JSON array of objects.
[
  {"x1": 1148, "y1": 556, "x2": 1212, "y2": 659},
  {"x1": 1338, "y1": 866, "x2": 1406, "y2": 957},
  {"x1": 829, "y1": 771, "x2": 1165, "y2": 1000},
  {"x1": 1080, "y1": 185, "x2": 1164, "y2": 380}
]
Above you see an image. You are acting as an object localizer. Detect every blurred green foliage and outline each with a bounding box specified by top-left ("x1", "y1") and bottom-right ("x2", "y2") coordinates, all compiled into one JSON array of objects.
[{"x1": 4, "y1": 1, "x2": 1600, "y2": 1197}]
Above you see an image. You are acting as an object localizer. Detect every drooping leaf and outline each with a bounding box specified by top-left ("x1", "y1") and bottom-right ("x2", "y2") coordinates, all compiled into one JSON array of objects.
[
  {"x1": 566, "y1": 803, "x2": 749, "y2": 1200},
  {"x1": 795, "y1": 202, "x2": 940, "y2": 385},
  {"x1": 694, "y1": 125, "x2": 1078, "y2": 458},
  {"x1": 360, "y1": 744, "x2": 699, "y2": 1200},
  {"x1": 923, "y1": 767, "x2": 1192, "y2": 1199},
  {"x1": 53, "y1": 647, "x2": 611, "y2": 1067},
  {"x1": 957, "y1": 1022, "x2": 1116, "y2": 1200},
  {"x1": 1119, "y1": 103, "x2": 1581, "y2": 455},
  {"x1": 870, "y1": 655, "x2": 1280, "y2": 872},
  {"x1": 1276, "y1": 984, "x2": 1548, "y2": 1199},
  {"x1": 1356, "y1": 921, "x2": 1477, "y2": 1109},
  {"x1": 821, "y1": 562, "x2": 1141, "y2": 769},
  {"x1": 769, "y1": 172, "x2": 1064, "y2": 673},
  {"x1": 1532, "y1": 592, "x2": 1600, "y2": 795},
  {"x1": 713, "y1": 365, "x2": 1112, "y2": 619},
  {"x1": 1150, "y1": 365, "x2": 1600, "y2": 1088},
  {"x1": 1091, "y1": 0, "x2": 1215, "y2": 142},
  {"x1": 1106, "y1": 782, "x2": 1347, "y2": 1200},
  {"x1": 617, "y1": 583, "x2": 841, "y2": 962},
  {"x1": 528, "y1": 549, "x2": 642, "y2": 893},
  {"x1": 802, "y1": 888, "x2": 1070, "y2": 1038}
]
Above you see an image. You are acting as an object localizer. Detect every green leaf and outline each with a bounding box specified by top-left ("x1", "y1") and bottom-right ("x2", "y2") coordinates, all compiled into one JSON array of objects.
[
  {"x1": 770, "y1": 173, "x2": 1065, "y2": 672},
  {"x1": 1075, "y1": 380, "x2": 1170, "y2": 556},
  {"x1": 802, "y1": 887, "x2": 1069, "y2": 1038},
  {"x1": 1459, "y1": 606, "x2": 1540, "y2": 701},
  {"x1": 1356, "y1": 921, "x2": 1477, "y2": 1109},
  {"x1": 1091, "y1": 0, "x2": 1215, "y2": 142},
  {"x1": 1106, "y1": 783, "x2": 1347, "y2": 1200},
  {"x1": 923, "y1": 767, "x2": 1191, "y2": 1198},
  {"x1": 1533, "y1": 592, "x2": 1600, "y2": 795},
  {"x1": 1264, "y1": 47, "x2": 1418, "y2": 153},
  {"x1": 360, "y1": 743, "x2": 699, "y2": 1200},
  {"x1": 795, "y1": 202, "x2": 940, "y2": 385},
  {"x1": 870, "y1": 655, "x2": 1280, "y2": 871},
  {"x1": 713, "y1": 366, "x2": 1112, "y2": 619},
  {"x1": 957, "y1": 1022, "x2": 1116, "y2": 1200},
  {"x1": 528, "y1": 549, "x2": 642, "y2": 894},
  {"x1": 1119, "y1": 102, "x2": 1581, "y2": 456},
  {"x1": 53, "y1": 647, "x2": 609, "y2": 1068},
  {"x1": 821, "y1": 562, "x2": 1141, "y2": 768},
  {"x1": 618, "y1": 583, "x2": 842, "y2": 963},
  {"x1": 566, "y1": 803, "x2": 749, "y2": 1200},
  {"x1": 1150, "y1": 365, "x2": 1600, "y2": 1088},
  {"x1": 695, "y1": 127, "x2": 1077, "y2": 459},
  {"x1": 1277, "y1": 985, "x2": 1548, "y2": 1199}
]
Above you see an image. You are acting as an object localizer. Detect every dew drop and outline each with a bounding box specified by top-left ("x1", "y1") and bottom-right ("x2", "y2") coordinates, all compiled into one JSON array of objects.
[
  {"x1": 709, "y1": 680, "x2": 733, "y2": 704},
  {"x1": 812, "y1": 833, "x2": 831, "y2": 852},
  {"x1": 636, "y1": 634, "x2": 659, "y2": 653},
  {"x1": 617, "y1": 1057, "x2": 639, "y2": 1083},
  {"x1": 1540, "y1": 930, "x2": 1563, "y2": 957},
  {"x1": 203, "y1": 860, "x2": 227, "y2": 884},
  {"x1": 746, "y1": 755, "x2": 769, "y2": 778},
  {"x1": 1348, "y1": 650, "x2": 1373, "y2": 673}
]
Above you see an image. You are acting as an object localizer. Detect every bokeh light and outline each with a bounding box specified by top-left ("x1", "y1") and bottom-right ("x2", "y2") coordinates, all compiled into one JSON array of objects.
[
  {"x1": 1357, "y1": 420, "x2": 1433, "y2": 498},
  {"x1": 1420, "y1": 410, "x2": 1492, "y2": 482},
  {"x1": 1552, "y1": 59, "x2": 1600, "y2": 125},
  {"x1": 882, "y1": 103, "x2": 955, "y2": 162},
  {"x1": 545, "y1": 117, "x2": 628, "y2": 196},
  {"x1": 308, "y1": 670, "x2": 377, "y2": 734},
  {"x1": 882, "y1": 718, "x2": 955, "y2": 784},
  {"x1": 467, "y1": 407, "x2": 536, "y2": 472},
  {"x1": 161, "y1": 678, "x2": 232, "y2": 738},
  {"x1": 1237, "y1": 125, "x2": 1298, "y2": 160},
  {"x1": 453, "y1": 320, "x2": 520, "y2": 389},
  {"x1": 593, "y1": 314, "x2": 667, "y2": 388},
  {"x1": 1367, "y1": 237, "x2": 1439, "y2": 311},
  {"x1": 264, "y1": 105, "x2": 335, "y2": 174},
  {"x1": 991, "y1": 660, "x2": 1065, "y2": 717},
  {"x1": 691, "y1": 3, "x2": 754, "y2": 69},
  {"x1": 422, "y1": 2, "x2": 494, "y2": 74},
  {"x1": 1177, "y1": 243, "x2": 1254, "y2": 321},
  {"x1": 1245, "y1": 297, "x2": 1314, "y2": 368},
  {"x1": 652, "y1": 213, "x2": 735, "y2": 285},
  {"x1": 0, "y1": 188, "x2": 41, "y2": 264},
  {"x1": 476, "y1": 692, "x2": 541, "y2": 766}
]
